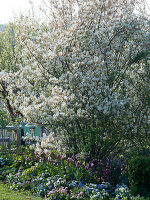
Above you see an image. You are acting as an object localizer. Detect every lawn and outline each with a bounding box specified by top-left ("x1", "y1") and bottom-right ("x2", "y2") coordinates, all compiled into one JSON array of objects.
[{"x1": 0, "y1": 181, "x2": 44, "y2": 200}]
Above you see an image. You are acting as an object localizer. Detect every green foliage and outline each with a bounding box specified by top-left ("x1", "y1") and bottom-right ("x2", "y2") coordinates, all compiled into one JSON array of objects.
[
  {"x1": 0, "y1": 146, "x2": 39, "y2": 180},
  {"x1": 129, "y1": 48, "x2": 150, "y2": 149},
  {"x1": 0, "y1": 23, "x2": 20, "y2": 72},
  {"x1": 68, "y1": 122, "x2": 126, "y2": 160},
  {"x1": 8, "y1": 113, "x2": 23, "y2": 126},
  {"x1": 22, "y1": 165, "x2": 38, "y2": 179},
  {"x1": 0, "y1": 109, "x2": 23, "y2": 128},
  {"x1": 130, "y1": 184, "x2": 150, "y2": 198},
  {"x1": 127, "y1": 147, "x2": 150, "y2": 160},
  {"x1": 10, "y1": 146, "x2": 38, "y2": 171},
  {"x1": 0, "y1": 165, "x2": 16, "y2": 181},
  {"x1": 131, "y1": 49, "x2": 150, "y2": 64},
  {"x1": 128, "y1": 155, "x2": 150, "y2": 186},
  {"x1": 0, "y1": 157, "x2": 13, "y2": 168},
  {"x1": 129, "y1": 196, "x2": 146, "y2": 200},
  {"x1": 0, "y1": 108, "x2": 9, "y2": 128}
]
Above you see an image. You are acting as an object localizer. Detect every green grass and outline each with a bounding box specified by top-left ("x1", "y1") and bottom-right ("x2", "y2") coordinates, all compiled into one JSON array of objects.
[{"x1": 0, "y1": 182, "x2": 44, "y2": 200}]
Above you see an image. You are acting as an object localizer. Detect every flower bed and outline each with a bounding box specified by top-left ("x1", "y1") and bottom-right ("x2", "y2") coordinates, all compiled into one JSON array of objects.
[{"x1": 0, "y1": 143, "x2": 150, "y2": 200}]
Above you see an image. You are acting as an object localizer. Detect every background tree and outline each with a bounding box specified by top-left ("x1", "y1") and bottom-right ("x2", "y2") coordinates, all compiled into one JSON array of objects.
[{"x1": 0, "y1": 23, "x2": 23, "y2": 122}]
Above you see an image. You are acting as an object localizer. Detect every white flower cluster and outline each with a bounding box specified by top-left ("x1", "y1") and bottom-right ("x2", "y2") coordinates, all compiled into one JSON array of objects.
[
  {"x1": 115, "y1": 184, "x2": 129, "y2": 199},
  {"x1": 115, "y1": 184, "x2": 129, "y2": 193},
  {"x1": 34, "y1": 133, "x2": 64, "y2": 160},
  {"x1": 22, "y1": 133, "x2": 41, "y2": 143}
]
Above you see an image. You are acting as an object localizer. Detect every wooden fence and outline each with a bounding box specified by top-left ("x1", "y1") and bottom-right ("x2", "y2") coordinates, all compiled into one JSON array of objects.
[{"x1": 0, "y1": 128, "x2": 16, "y2": 141}]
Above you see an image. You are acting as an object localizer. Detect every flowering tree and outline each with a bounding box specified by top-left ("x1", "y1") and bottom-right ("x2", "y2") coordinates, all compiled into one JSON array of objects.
[{"x1": 0, "y1": 0, "x2": 149, "y2": 157}]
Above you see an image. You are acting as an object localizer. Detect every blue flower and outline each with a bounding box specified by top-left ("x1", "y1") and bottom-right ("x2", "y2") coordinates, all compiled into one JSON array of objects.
[
  {"x1": 88, "y1": 187, "x2": 94, "y2": 193},
  {"x1": 69, "y1": 181, "x2": 77, "y2": 187},
  {"x1": 97, "y1": 184, "x2": 102, "y2": 190},
  {"x1": 79, "y1": 181, "x2": 85, "y2": 187}
]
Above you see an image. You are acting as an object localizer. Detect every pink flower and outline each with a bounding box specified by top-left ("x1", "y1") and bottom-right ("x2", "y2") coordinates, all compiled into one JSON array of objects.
[
  {"x1": 85, "y1": 163, "x2": 90, "y2": 170},
  {"x1": 105, "y1": 168, "x2": 110, "y2": 174},
  {"x1": 76, "y1": 161, "x2": 80, "y2": 168},
  {"x1": 91, "y1": 163, "x2": 94, "y2": 168},
  {"x1": 97, "y1": 178, "x2": 101, "y2": 182}
]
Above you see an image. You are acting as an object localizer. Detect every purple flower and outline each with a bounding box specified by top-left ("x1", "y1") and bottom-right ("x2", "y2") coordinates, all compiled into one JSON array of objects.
[
  {"x1": 84, "y1": 156, "x2": 87, "y2": 161},
  {"x1": 56, "y1": 154, "x2": 61, "y2": 159},
  {"x1": 67, "y1": 157, "x2": 74, "y2": 165},
  {"x1": 92, "y1": 158, "x2": 97, "y2": 163},
  {"x1": 98, "y1": 160, "x2": 103, "y2": 166},
  {"x1": 61, "y1": 155, "x2": 66, "y2": 160}
]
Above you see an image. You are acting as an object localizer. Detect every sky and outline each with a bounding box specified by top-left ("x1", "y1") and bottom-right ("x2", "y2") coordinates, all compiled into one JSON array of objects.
[
  {"x1": 0, "y1": 0, "x2": 42, "y2": 24},
  {"x1": 0, "y1": 0, "x2": 150, "y2": 24}
]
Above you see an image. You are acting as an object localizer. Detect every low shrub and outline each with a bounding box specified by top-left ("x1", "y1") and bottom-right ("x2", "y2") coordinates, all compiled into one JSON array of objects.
[
  {"x1": 128, "y1": 155, "x2": 150, "y2": 186},
  {"x1": 130, "y1": 184, "x2": 150, "y2": 198},
  {"x1": 0, "y1": 165, "x2": 16, "y2": 181}
]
